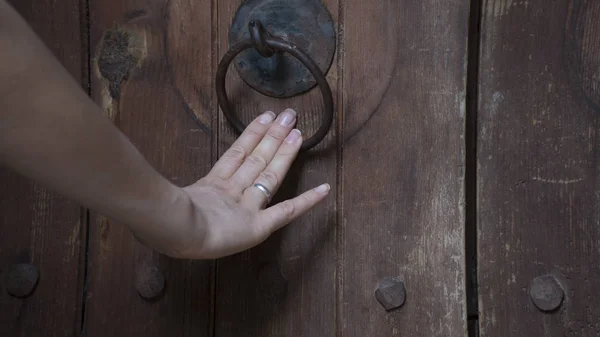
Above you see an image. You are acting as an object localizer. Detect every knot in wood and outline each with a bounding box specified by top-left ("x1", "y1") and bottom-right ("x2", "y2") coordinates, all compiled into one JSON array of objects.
[
  {"x1": 529, "y1": 275, "x2": 564, "y2": 312},
  {"x1": 5, "y1": 263, "x2": 39, "y2": 298},
  {"x1": 135, "y1": 265, "x2": 165, "y2": 300},
  {"x1": 375, "y1": 277, "x2": 406, "y2": 311},
  {"x1": 97, "y1": 28, "x2": 143, "y2": 100}
]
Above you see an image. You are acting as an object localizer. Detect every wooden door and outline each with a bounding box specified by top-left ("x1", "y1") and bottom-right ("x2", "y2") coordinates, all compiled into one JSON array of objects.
[
  {"x1": 1, "y1": 0, "x2": 467, "y2": 336},
  {"x1": 478, "y1": 0, "x2": 600, "y2": 335}
]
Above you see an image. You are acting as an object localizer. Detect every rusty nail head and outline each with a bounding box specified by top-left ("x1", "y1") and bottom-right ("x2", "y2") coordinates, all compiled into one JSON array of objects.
[
  {"x1": 135, "y1": 265, "x2": 165, "y2": 300},
  {"x1": 375, "y1": 277, "x2": 406, "y2": 311},
  {"x1": 529, "y1": 275, "x2": 564, "y2": 312},
  {"x1": 5, "y1": 263, "x2": 40, "y2": 298}
]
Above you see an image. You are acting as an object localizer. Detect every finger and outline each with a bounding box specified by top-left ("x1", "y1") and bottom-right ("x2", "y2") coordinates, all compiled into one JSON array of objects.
[
  {"x1": 229, "y1": 109, "x2": 297, "y2": 192},
  {"x1": 208, "y1": 111, "x2": 276, "y2": 179},
  {"x1": 255, "y1": 183, "x2": 330, "y2": 236},
  {"x1": 243, "y1": 182, "x2": 272, "y2": 210},
  {"x1": 241, "y1": 129, "x2": 302, "y2": 209}
]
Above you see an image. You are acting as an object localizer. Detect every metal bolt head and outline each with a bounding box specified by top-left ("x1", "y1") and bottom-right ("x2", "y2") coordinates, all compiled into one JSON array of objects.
[
  {"x1": 5, "y1": 263, "x2": 39, "y2": 298},
  {"x1": 529, "y1": 275, "x2": 564, "y2": 312},
  {"x1": 135, "y1": 265, "x2": 165, "y2": 300},
  {"x1": 375, "y1": 277, "x2": 406, "y2": 311}
]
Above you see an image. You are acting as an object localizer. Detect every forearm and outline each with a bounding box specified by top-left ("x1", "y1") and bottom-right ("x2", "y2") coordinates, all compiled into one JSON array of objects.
[{"x1": 0, "y1": 1, "x2": 195, "y2": 254}]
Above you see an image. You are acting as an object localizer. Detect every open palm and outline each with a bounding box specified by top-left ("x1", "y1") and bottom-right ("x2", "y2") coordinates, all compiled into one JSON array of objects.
[{"x1": 175, "y1": 109, "x2": 330, "y2": 259}]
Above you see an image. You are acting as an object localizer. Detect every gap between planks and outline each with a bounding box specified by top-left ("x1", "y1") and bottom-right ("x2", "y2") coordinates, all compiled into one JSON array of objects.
[{"x1": 465, "y1": 0, "x2": 483, "y2": 337}]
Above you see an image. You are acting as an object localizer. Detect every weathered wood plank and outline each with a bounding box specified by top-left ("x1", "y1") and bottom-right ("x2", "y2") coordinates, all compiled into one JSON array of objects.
[
  {"x1": 478, "y1": 0, "x2": 600, "y2": 335},
  {"x1": 341, "y1": 1, "x2": 469, "y2": 336},
  {"x1": 0, "y1": 1, "x2": 87, "y2": 336},
  {"x1": 84, "y1": 1, "x2": 214, "y2": 336},
  {"x1": 214, "y1": 1, "x2": 340, "y2": 336}
]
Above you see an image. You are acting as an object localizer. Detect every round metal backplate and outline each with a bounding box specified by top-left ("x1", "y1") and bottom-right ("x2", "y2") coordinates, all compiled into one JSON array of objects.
[{"x1": 229, "y1": 0, "x2": 336, "y2": 98}]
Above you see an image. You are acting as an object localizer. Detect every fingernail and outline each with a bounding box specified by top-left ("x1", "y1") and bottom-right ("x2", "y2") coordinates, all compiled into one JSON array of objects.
[
  {"x1": 259, "y1": 111, "x2": 276, "y2": 124},
  {"x1": 279, "y1": 109, "x2": 296, "y2": 126},
  {"x1": 315, "y1": 183, "x2": 330, "y2": 193},
  {"x1": 285, "y1": 129, "x2": 301, "y2": 144}
]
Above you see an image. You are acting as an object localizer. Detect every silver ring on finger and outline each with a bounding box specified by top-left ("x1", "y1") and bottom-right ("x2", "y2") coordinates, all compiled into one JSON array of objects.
[{"x1": 253, "y1": 183, "x2": 271, "y2": 200}]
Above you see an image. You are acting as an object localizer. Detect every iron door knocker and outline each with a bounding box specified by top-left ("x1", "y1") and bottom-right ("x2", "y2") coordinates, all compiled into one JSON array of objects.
[{"x1": 216, "y1": 0, "x2": 336, "y2": 151}]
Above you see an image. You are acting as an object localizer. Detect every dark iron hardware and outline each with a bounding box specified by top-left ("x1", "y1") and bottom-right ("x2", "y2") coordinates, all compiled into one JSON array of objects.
[{"x1": 216, "y1": 0, "x2": 336, "y2": 151}]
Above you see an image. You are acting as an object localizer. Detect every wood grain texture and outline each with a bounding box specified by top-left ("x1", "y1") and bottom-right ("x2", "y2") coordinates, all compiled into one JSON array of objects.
[
  {"x1": 341, "y1": 1, "x2": 469, "y2": 336},
  {"x1": 0, "y1": 1, "x2": 87, "y2": 336},
  {"x1": 478, "y1": 0, "x2": 600, "y2": 335},
  {"x1": 84, "y1": 1, "x2": 214, "y2": 336},
  {"x1": 214, "y1": 1, "x2": 339, "y2": 336}
]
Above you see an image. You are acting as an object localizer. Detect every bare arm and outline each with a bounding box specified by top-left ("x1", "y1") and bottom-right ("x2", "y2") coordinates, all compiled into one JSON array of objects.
[
  {"x1": 0, "y1": 0, "x2": 194, "y2": 254},
  {"x1": 0, "y1": 1, "x2": 329, "y2": 259}
]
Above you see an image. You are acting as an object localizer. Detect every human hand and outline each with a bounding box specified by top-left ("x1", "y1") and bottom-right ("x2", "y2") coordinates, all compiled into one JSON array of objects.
[{"x1": 172, "y1": 109, "x2": 330, "y2": 259}]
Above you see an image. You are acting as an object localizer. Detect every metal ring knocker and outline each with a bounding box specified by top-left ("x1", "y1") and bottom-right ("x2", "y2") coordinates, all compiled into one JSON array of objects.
[{"x1": 216, "y1": 20, "x2": 334, "y2": 151}]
